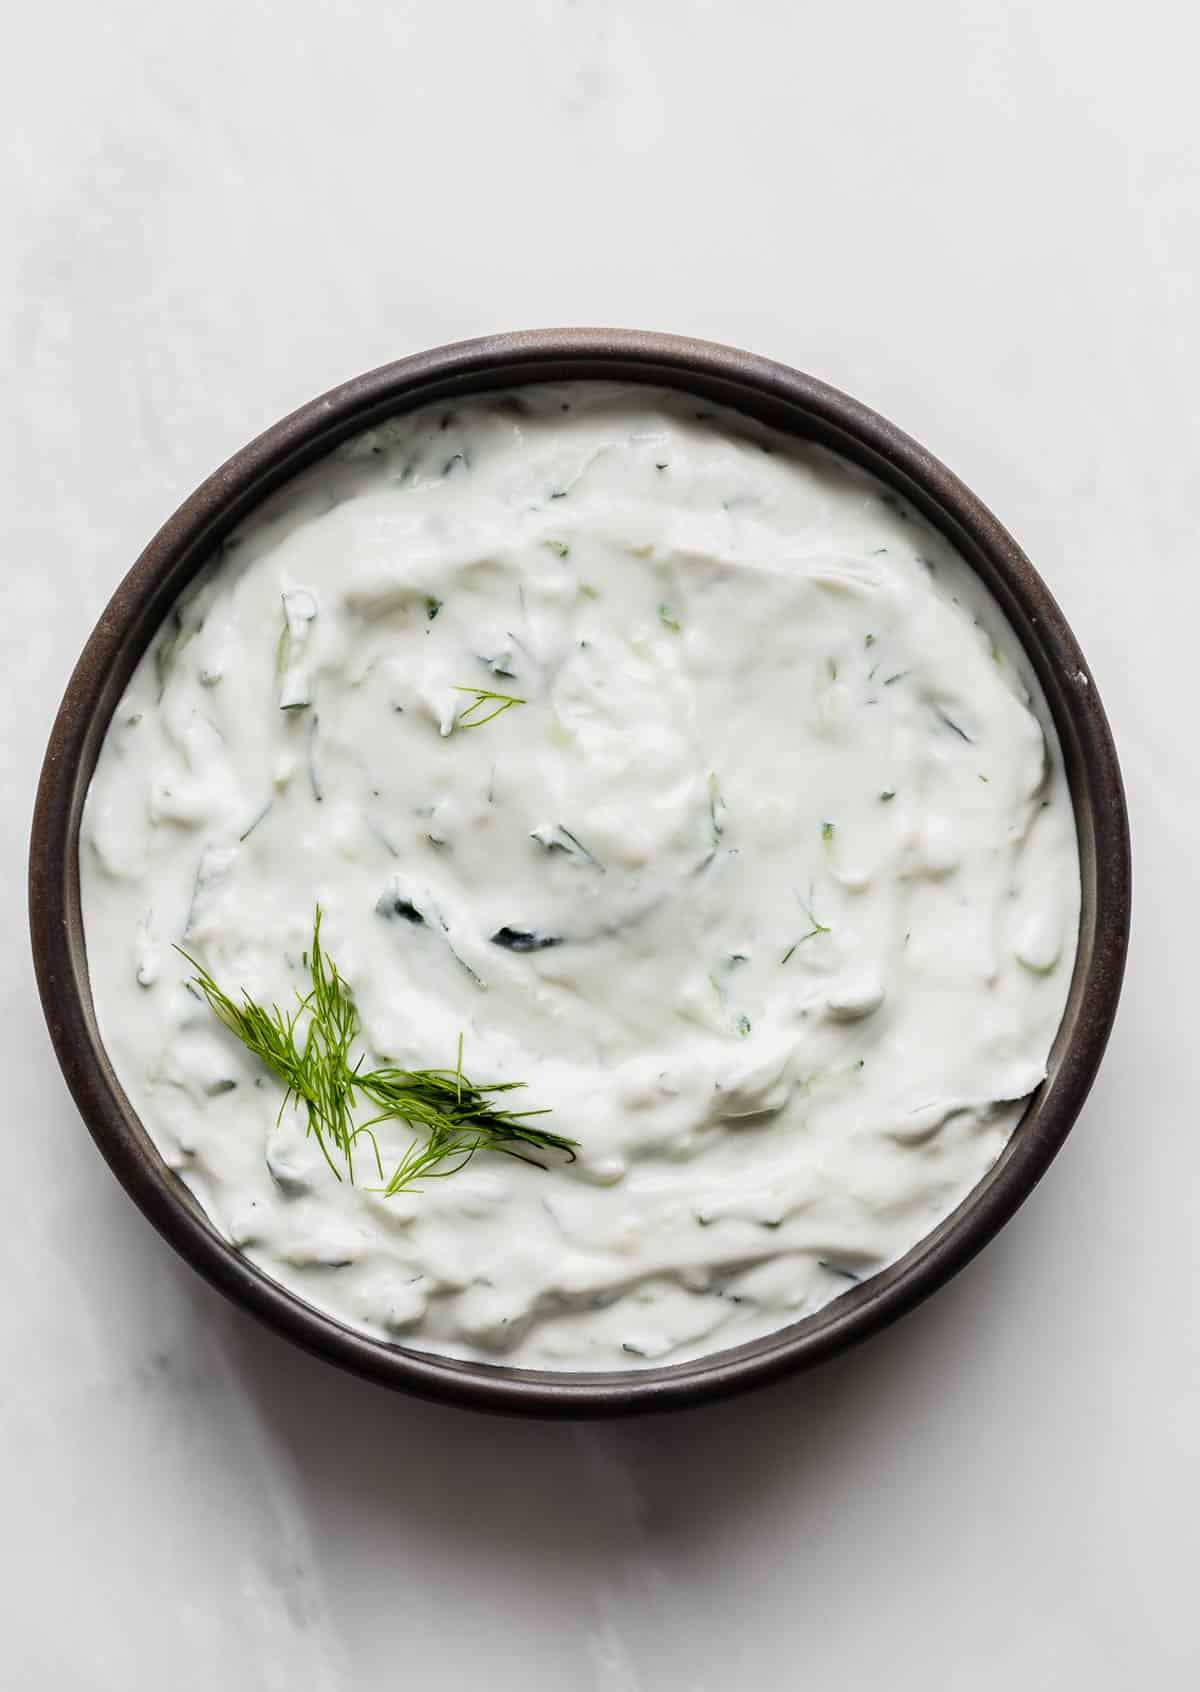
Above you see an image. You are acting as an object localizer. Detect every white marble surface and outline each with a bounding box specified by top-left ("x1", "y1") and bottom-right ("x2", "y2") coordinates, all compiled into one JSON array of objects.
[{"x1": 5, "y1": 2, "x2": 1197, "y2": 1685}]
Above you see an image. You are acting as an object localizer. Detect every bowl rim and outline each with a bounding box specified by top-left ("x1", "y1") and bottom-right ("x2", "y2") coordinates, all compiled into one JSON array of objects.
[{"x1": 28, "y1": 328, "x2": 1131, "y2": 1417}]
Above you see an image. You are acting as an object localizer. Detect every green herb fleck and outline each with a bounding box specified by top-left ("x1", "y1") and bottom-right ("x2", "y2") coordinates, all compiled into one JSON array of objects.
[
  {"x1": 424, "y1": 597, "x2": 442, "y2": 621},
  {"x1": 707, "y1": 773, "x2": 727, "y2": 846},
  {"x1": 531, "y1": 823, "x2": 605, "y2": 870},
  {"x1": 879, "y1": 790, "x2": 896, "y2": 803},
  {"x1": 781, "y1": 890, "x2": 831, "y2": 963},
  {"x1": 934, "y1": 705, "x2": 973, "y2": 744},
  {"x1": 307, "y1": 714, "x2": 323, "y2": 802},
  {"x1": 544, "y1": 540, "x2": 570, "y2": 559},
  {"x1": 239, "y1": 799, "x2": 273, "y2": 842},
  {"x1": 821, "y1": 820, "x2": 834, "y2": 842},
  {"x1": 376, "y1": 891, "x2": 424, "y2": 924},
  {"x1": 451, "y1": 686, "x2": 526, "y2": 730},
  {"x1": 658, "y1": 603, "x2": 681, "y2": 632},
  {"x1": 491, "y1": 926, "x2": 563, "y2": 952},
  {"x1": 736, "y1": 1014, "x2": 752, "y2": 1038},
  {"x1": 864, "y1": 633, "x2": 876, "y2": 648}
]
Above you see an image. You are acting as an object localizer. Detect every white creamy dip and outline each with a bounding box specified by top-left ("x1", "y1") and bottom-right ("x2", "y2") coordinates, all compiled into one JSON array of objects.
[{"x1": 81, "y1": 383, "x2": 1080, "y2": 1369}]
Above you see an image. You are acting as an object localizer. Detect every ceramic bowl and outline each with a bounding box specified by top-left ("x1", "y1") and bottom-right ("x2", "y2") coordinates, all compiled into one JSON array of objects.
[{"x1": 29, "y1": 330, "x2": 1131, "y2": 1415}]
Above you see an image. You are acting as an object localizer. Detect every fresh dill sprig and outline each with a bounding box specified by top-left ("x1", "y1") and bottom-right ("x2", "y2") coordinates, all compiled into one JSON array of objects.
[
  {"x1": 180, "y1": 914, "x2": 356, "y2": 1182},
  {"x1": 359, "y1": 1033, "x2": 569, "y2": 1195},
  {"x1": 177, "y1": 909, "x2": 576, "y2": 1193},
  {"x1": 530, "y1": 822, "x2": 605, "y2": 870},
  {"x1": 451, "y1": 685, "x2": 527, "y2": 730}
]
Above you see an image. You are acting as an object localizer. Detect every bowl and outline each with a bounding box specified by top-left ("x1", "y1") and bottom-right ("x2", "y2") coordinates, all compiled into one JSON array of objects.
[{"x1": 28, "y1": 329, "x2": 1131, "y2": 1416}]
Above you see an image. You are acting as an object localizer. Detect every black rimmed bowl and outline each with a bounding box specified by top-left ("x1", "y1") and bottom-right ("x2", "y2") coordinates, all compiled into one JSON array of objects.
[{"x1": 29, "y1": 329, "x2": 1131, "y2": 1417}]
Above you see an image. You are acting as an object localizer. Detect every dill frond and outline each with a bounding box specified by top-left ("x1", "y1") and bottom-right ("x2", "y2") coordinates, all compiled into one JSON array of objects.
[
  {"x1": 450, "y1": 686, "x2": 526, "y2": 730},
  {"x1": 178, "y1": 908, "x2": 576, "y2": 1193}
]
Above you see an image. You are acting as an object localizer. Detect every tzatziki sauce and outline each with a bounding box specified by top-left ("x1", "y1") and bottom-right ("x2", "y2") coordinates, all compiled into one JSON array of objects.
[{"x1": 80, "y1": 383, "x2": 1080, "y2": 1369}]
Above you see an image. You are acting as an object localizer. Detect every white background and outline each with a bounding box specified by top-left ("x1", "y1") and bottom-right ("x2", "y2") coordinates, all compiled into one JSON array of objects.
[{"x1": 4, "y1": 3, "x2": 1195, "y2": 1686}]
